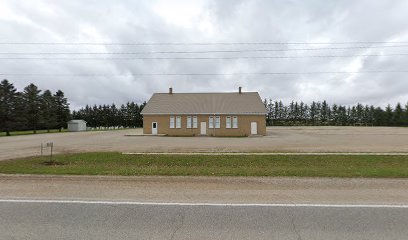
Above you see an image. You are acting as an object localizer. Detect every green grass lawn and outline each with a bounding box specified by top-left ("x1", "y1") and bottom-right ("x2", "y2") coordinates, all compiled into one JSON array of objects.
[
  {"x1": 1, "y1": 152, "x2": 408, "y2": 177},
  {"x1": 0, "y1": 129, "x2": 68, "y2": 137}
]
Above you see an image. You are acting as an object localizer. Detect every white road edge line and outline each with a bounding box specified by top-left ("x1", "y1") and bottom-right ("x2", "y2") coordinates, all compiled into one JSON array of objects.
[{"x1": 0, "y1": 199, "x2": 408, "y2": 208}]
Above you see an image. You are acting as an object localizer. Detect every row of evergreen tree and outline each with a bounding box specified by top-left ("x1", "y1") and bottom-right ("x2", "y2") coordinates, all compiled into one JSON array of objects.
[
  {"x1": 0, "y1": 79, "x2": 70, "y2": 136},
  {"x1": 264, "y1": 99, "x2": 408, "y2": 126},
  {"x1": 2, "y1": 79, "x2": 408, "y2": 135},
  {"x1": 72, "y1": 102, "x2": 146, "y2": 128}
]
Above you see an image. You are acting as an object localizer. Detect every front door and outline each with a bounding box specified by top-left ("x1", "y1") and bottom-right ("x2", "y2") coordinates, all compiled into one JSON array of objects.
[
  {"x1": 251, "y1": 122, "x2": 257, "y2": 135},
  {"x1": 152, "y1": 122, "x2": 158, "y2": 135},
  {"x1": 200, "y1": 122, "x2": 206, "y2": 135}
]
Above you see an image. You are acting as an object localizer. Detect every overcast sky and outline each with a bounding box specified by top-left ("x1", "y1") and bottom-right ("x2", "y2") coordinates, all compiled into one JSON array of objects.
[{"x1": 1, "y1": 0, "x2": 408, "y2": 109}]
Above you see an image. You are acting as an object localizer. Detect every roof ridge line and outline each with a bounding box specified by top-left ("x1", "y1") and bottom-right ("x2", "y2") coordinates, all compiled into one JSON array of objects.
[{"x1": 154, "y1": 92, "x2": 259, "y2": 94}]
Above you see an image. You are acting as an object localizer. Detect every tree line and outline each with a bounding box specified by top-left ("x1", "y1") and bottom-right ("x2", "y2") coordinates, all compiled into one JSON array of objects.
[
  {"x1": 0, "y1": 79, "x2": 70, "y2": 136},
  {"x1": 72, "y1": 102, "x2": 146, "y2": 128},
  {"x1": 264, "y1": 99, "x2": 408, "y2": 126},
  {"x1": 2, "y1": 79, "x2": 408, "y2": 136}
]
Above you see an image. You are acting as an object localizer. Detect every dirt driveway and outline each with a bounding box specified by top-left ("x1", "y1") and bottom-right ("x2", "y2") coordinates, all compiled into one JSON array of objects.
[{"x1": 1, "y1": 126, "x2": 408, "y2": 160}]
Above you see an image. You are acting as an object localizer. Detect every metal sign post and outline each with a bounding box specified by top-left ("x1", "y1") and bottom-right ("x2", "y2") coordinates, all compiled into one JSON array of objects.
[{"x1": 47, "y1": 142, "x2": 53, "y2": 162}]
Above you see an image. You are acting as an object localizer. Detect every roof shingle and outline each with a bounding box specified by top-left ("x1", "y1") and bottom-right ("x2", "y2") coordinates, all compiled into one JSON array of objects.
[{"x1": 141, "y1": 92, "x2": 267, "y2": 115}]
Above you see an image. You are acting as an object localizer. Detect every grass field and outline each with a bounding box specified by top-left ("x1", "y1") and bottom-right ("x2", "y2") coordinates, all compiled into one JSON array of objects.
[
  {"x1": 0, "y1": 129, "x2": 68, "y2": 137},
  {"x1": 1, "y1": 152, "x2": 408, "y2": 177}
]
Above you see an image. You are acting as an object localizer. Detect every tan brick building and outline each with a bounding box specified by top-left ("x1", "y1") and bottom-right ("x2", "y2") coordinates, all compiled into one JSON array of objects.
[{"x1": 141, "y1": 88, "x2": 267, "y2": 136}]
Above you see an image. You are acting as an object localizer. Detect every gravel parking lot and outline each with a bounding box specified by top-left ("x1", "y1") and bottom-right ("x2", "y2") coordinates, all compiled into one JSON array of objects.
[{"x1": 1, "y1": 126, "x2": 407, "y2": 161}]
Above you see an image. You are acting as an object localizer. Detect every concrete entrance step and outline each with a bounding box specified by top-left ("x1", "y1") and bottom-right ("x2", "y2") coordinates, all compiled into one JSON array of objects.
[{"x1": 124, "y1": 134, "x2": 167, "y2": 137}]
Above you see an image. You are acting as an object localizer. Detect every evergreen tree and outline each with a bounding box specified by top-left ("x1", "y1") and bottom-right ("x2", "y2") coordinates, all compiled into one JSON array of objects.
[
  {"x1": 110, "y1": 103, "x2": 118, "y2": 127},
  {"x1": 263, "y1": 99, "x2": 270, "y2": 125},
  {"x1": 288, "y1": 101, "x2": 295, "y2": 125},
  {"x1": 299, "y1": 102, "x2": 307, "y2": 125},
  {"x1": 118, "y1": 104, "x2": 127, "y2": 127},
  {"x1": 294, "y1": 101, "x2": 300, "y2": 124},
  {"x1": 368, "y1": 106, "x2": 375, "y2": 126},
  {"x1": 54, "y1": 90, "x2": 70, "y2": 131},
  {"x1": 338, "y1": 106, "x2": 348, "y2": 126},
  {"x1": 310, "y1": 102, "x2": 318, "y2": 125},
  {"x1": 355, "y1": 103, "x2": 364, "y2": 124},
  {"x1": 373, "y1": 107, "x2": 385, "y2": 126},
  {"x1": 393, "y1": 103, "x2": 404, "y2": 126},
  {"x1": 331, "y1": 104, "x2": 339, "y2": 125},
  {"x1": 265, "y1": 99, "x2": 274, "y2": 126},
  {"x1": 350, "y1": 106, "x2": 358, "y2": 125},
  {"x1": 384, "y1": 105, "x2": 394, "y2": 126},
  {"x1": 0, "y1": 80, "x2": 18, "y2": 135},
  {"x1": 404, "y1": 102, "x2": 408, "y2": 126},
  {"x1": 268, "y1": 99, "x2": 274, "y2": 126},
  {"x1": 362, "y1": 105, "x2": 370, "y2": 126},
  {"x1": 138, "y1": 101, "x2": 146, "y2": 127},
  {"x1": 14, "y1": 92, "x2": 28, "y2": 129},
  {"x1": 92, "y1": 105, "x2": 100, "y2": 127},
  {"x1": 23, "y1": 83, "x2": 42, "y2": 134},
  {"x1": 71, "y1": 98, "x2": 408, "y2": 129},
  {"x1": 41, "y1": 90, "x2": 57, "y2": 132},
  {"x1": 321, "y1": 101, "x2": 329, "y2": 125},
  {"x1": 275, "y1": 101, "x2": 284, "y2": 126}
]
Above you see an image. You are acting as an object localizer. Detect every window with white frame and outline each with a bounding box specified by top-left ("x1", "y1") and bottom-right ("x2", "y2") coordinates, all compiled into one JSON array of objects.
[
  {"x1": 226, "y1": 116, "x2": 231, "y2": 128},
  {"x1": 187, "y1": 116, "x2": 192, "y2": 128},
  {"x1": 215, "y1": 116, "x2": 220, "y2": 128},
  {"x1": 209, "y1": 116, "x2": 214, "y2": 128},
  {"x1": 170, "y1": 116, "x2": 175, "y2": 128},
  {"x1": 176, "y1": 116, "x2": 181, "y2": 128},
  {"x1": 193, "y1": 116, "x2": 198, "y2": 128},
  {"x1": 232, "y1": 116, "x2": 238, "y2": 128}
]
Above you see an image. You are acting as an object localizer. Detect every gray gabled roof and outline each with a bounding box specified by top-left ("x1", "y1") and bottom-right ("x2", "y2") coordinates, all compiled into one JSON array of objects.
[
  {"x1": 141, "y1": 92, "x2": 267, "y2": 115},
  {"x1": 67, "y1": 119, "x2": 87, "y2": 124}
]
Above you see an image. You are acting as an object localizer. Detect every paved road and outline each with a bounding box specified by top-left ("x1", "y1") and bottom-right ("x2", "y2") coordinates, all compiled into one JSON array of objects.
[
  {"x1": 2, "y1": 126, "x2": 408, "y2": 160},
  {"x1": 1, "y1": 175, "x2": 408, "y2": 205},
  {"x1": 1, "y1": 201, "x2": 407, "y2": 240},
  {"x1": 1, "y1": 176, "x2": 408, "y2": 239}
]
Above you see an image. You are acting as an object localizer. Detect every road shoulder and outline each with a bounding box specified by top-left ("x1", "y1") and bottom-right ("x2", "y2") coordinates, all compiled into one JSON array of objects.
[{"x1": 1, "y1": 174, "x2": 407, "y2": 205}]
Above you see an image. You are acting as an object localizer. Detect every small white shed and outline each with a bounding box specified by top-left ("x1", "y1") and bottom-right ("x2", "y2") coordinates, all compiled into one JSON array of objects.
[{"x1": 67, "y1": 120, "x2": 87, "y2": 132}]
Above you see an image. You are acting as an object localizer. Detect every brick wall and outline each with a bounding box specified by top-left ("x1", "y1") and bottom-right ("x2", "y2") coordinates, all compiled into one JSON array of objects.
[{"x1": 143, "y1": 114, "x2": 266, "y2": 136}]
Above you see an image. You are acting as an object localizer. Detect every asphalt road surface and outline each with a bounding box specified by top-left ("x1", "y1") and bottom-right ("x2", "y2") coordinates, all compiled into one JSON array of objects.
[
  {"x1": 1, "y1": 175, "x2": 407, "y2": 239},
  {"x1": 1, "y1": 201, "x2": 407, "y2": 240}
]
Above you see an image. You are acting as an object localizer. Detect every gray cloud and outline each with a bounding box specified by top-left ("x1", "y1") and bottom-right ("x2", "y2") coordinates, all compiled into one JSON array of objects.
[{"x1": 0, "y1": 0, "x2": 407, "y2": 109}]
